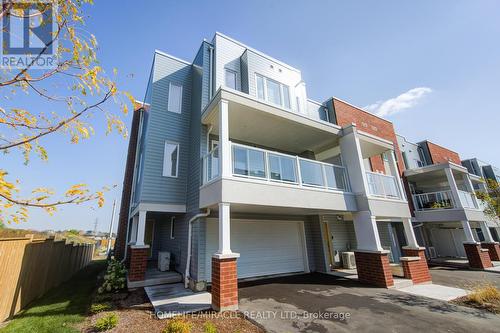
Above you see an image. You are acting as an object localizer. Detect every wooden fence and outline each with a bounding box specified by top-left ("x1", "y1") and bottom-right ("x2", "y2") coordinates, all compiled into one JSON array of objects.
[{"x1": 0, "y1": 235, "x2": 94, "y2": 322}]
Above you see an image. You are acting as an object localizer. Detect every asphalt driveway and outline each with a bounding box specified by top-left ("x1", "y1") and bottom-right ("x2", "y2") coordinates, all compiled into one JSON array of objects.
[
  {"x1": 238, "y1": 273, "x2": 500, "y2": 333},
  {"x1": 429, "y1": 266, "x2": 500, "y2": 289}
]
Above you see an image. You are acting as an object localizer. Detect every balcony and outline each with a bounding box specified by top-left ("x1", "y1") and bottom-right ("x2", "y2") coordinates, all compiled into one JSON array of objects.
[
  {"x1": 458, "y1": 190, "x2": 478, "y2": 209},
  {"x1": 203, "y1": 142, "x2": 350, "y2": 192},
  {"x1": 200, "y1": 142, "x2": 357, "y2": 214},
  {"x1": 413, "y1": 190, "x2": 454, "y2": 211},
  {"x1": 365, "y1": 171, "x2": 401, "y2": 199}
]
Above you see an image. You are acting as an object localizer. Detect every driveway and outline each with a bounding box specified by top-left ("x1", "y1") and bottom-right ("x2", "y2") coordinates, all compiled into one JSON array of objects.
[
  {"x1": 238, "y1": 273, "x2": 500, "y2": 333},
  {"x1": 429, "y1": 266, "x2": 500, "y2": 289}
]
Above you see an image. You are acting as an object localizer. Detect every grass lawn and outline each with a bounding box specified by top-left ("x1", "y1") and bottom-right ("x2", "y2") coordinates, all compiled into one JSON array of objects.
[{"x1": 0, "y1": 260, "x2": 105, "y2": 333}]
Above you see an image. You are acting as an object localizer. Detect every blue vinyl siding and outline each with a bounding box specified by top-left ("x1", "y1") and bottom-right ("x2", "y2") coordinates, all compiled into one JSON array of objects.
[{"x1": 137, "y1": 52, "x2": 192, "y2": 205}]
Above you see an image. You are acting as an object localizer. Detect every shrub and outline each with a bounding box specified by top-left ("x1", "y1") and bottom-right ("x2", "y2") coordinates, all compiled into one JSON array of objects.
[
  {"x1": 98, "y1": 259, "x2": 127, "y2": 294},
  {"x1": 467, "y1": 283, "x2": 500, "y2": 305},
  {"x1": 90, "y1": 302, "x2": 112, "y2": 314},
  {"x1": 94, "y1": 313, "x2": 118, "y2": 332},
  {"x1": 163, "y1": 318, "x2": 192, "y2": 333},
  {"x1": 204, "y1": 321, "x2": 217, "y2": 333}
]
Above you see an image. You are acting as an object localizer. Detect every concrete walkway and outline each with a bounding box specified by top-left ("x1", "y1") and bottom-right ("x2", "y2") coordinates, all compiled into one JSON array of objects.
[
  {"x1": 144, "y1": 283, "x2": 211, "y2": 318},
  {"x1": 398, "y1": 284, "x2": 468, "y2": 301}
]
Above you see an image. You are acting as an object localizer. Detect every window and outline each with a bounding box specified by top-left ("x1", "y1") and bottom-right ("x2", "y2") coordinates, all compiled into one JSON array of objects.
[
  {"x1": 170, "y1": 216, "x2": 175, "y2": 239},
  {"x1": 168, "y1": 82, "x2": 182, "y2": 113},
  {"x1": 225, "y1": 69, "x2": 237, "y2": 89},
  {"x1": 163, "y1": 142, "x2": 179, "y2": 177},
  {"x1": 255, "y1": 74, "x2": 291, "y2": 109}
]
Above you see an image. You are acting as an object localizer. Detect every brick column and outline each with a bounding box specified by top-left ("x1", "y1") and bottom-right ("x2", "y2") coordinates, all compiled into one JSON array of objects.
[
  {"x1": 354, "y1": 250, "x2": 394, "y2": 288},
  {"x1": 401, "y1": 247, "x2": 432, "y2": 284},
  {"x1": 128, "y1": 245, "x2": 149, "y2": 282},
  {"x1": 481, "y1": 243, "x2": 500, "y2": 261},
  {"x1": 464, "y1": 243, "x2": 493, "y2": 269},
  {"x1": 211, "y1": 256, "x2": 238, "y2": 311}
]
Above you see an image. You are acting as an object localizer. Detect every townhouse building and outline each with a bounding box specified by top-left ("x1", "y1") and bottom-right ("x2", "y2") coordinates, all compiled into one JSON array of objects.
[
  {"x1": 114, "y1": 32, "x2": 483, "y2": 311},
  {"x1": 397, "y1": 137, "x2": 500, "y2": 267}
]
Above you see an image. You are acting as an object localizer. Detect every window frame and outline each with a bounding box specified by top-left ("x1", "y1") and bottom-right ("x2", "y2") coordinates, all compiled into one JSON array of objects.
[
  {"x1": 162, "y1": 141, "x2": 180, "y2": 178},
  {"x1": 167, "y1": 82, "x2": 183, "y2": 114},
  {"x1": 224, "y1": 68, "x2": 237, "y2": 90},
  {"x1": 170, "y1": 216, "x2": 175, "y2": 239}
]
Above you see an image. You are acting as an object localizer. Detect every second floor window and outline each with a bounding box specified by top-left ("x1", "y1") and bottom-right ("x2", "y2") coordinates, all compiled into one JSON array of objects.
[
  {"x1": 255, "y1": 74, "x2": 290, "y2": 109},
  {"x1": 163, "y1": 142, "x2": 179, "y2": 177},
  {"x1": 168, "y1": 82, "x2": 183, "y2": 113},
  {"x1": 225, "y1": 68, "x2": 237, "y2": 89}
]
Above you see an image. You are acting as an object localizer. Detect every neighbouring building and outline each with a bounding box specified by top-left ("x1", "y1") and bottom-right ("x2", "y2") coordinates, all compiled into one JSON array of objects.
[{"x1": 397, "y1": 136, "x2": 500, "y2": 267}]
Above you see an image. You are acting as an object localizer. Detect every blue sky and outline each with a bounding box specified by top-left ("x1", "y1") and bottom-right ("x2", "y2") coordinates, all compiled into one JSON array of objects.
[{"x1": 6, "y1": 0, "x2": 500, "y2": 232}]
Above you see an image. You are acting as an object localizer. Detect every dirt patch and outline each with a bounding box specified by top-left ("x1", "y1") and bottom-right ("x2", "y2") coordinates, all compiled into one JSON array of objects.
[{"x1": 81, "y1": 288, "x2": 263, "y2": 333}]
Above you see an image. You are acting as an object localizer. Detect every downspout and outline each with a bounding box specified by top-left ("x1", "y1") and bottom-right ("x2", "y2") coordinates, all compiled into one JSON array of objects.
[
  {"x1": 208, "y1": 45, "x2": 214, "y2": 98},
  {"x1": 122, "y1": 108, "x2": 145, "y2": 263},
  {"x1": 184, "y1": 209, "x2": 211, "y2": 288}
]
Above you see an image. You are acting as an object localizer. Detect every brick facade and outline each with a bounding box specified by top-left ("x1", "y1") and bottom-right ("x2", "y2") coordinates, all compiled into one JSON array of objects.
[
  {"x1": 370, "y1": 155, "x2": 386, "y2": 173},
  {"x1": 464, "y1": 243, "x2": 493, "y2": 269},
  {"x1": 331, "y1": 98, "x2": 404, "y2": 175},
  {"x1": 354, "y1": 251, "x2": 394, "y2": 288},
  {"x1": 424, "y1": 141, "x2": 461, "y2": 165},
  {"x1": 401, "y1": 248, "x2": 432, "y2": 284},
  {"x1": 128, "y1": 246, "x2": 149, "y2": 282},
  {"x1": 114, "y1": 105, "x2": 144, "y2": 261},
  {"x1": 481, "y1": 242, "x2": 500, "y2": 261},
  {"x1": 211, "y1": 257, "x2": 238, "y2": 311}
]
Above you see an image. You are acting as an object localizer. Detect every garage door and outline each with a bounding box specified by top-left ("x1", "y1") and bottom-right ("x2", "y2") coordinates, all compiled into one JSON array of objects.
[
  {"x1": 430, "y1": 228, "x2": 467, "y2": 258},
  {"x1": 205, "y1": 219, "x2": 307, "y2": 281}
]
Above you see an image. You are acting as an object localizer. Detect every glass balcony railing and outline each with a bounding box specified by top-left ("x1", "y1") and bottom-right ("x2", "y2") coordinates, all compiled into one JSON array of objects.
[
  {"x1": 202, "y1": 142, "x2": 350, "y2": 192},
  {"x1": 202, "y1": 146, "x2": 220, "y2": 183},
  {"x1": 458, "y1": 190, "x2": 478, "y2": 209},
  {"x1": 365, "y1": 171, "x2": 401, "y2": 199},
  {"x1": 413, "y1": 190, "x2": 454, "y2": 210}
]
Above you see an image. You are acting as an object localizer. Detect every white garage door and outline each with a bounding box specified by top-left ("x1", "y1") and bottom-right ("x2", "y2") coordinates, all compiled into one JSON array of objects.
[
  {"x1": 205, "y1": 219, "x2": 307, "y2": 281},
  {"x1": 431, "y1": 228, "x2": 467, "y2": 258}
]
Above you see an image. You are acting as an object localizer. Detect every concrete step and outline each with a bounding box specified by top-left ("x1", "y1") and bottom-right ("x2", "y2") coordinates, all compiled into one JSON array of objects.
[{"x1": 391, "y1": 277, "x2": 414, "y2": 289}]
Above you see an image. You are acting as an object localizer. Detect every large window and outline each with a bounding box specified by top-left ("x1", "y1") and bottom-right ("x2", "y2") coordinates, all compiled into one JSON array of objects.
[
  {"x1": 255, "y1": 74, "x2": 291, "y2": 109},
  {"x1": 163, "y1": 142, "x2": 179, "y2": 177},
  {"x1": 225, "y1": 68, "x2": 237, "y2": 89},
  {"x1": 168, "y1": 82, "x2": 183, "y2": 113}
]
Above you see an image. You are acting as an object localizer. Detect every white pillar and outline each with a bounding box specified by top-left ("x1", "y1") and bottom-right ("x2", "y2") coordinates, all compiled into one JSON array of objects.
[
  {"x1": 216, "y1": 202, "x2": 234, "y2": 255},
  {"x1": 461, "y1": 220, "x2": 477, "y2": 243},
  {"x1": 219, "y1": 100, "x2": 231, "y2": 178},
  {"x1": 402, "y1": 218, "x2": 419, "y2": 248},
  {"x1": 130, "y1": 216, "x2": 138, "y2": 244},
  {"x1": 480, "y1": 221, "x2": 495, "y2": 243},
  {"x1": 445, "y1": 167, "x2": 462, "y2": 208},
  {"x1": 387, "y1": 150, "x2": 406, "y2": 200},
  {"x1": 339, "y1": 125, "x2": 369, "y2": 195},
  {"x1": 352, "y1": 211, "x2": 384, "y2": 252},
  {"x1": 136, "y1": 210, "x2": 147, "y2": 246}
]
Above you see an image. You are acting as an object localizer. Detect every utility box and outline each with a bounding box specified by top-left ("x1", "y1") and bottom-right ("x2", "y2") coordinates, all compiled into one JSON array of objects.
[
  {"x1": 158, "y1": 251, "x2": 171, "y2": 271},
  {"x1": 342, "y1": 251, "x2": 356, "y2": 269}
]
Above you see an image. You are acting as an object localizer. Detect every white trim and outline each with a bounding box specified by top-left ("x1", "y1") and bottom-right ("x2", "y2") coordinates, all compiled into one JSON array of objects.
[
  {"x1": 154, "y1": 49, "x2": 192, "y2": 65},
  {"x1": 131, "y1": 203, "x2": 186, "y2": 217},
  {"x1": 170, "y1": 216, "x2": 175, "y2": 239},
  {"x1": 162, "y1": 141, "x2": 179, "y2": 178},
  {"x1": 167, "y1": 82, "x2": 183, "y2": 114}
]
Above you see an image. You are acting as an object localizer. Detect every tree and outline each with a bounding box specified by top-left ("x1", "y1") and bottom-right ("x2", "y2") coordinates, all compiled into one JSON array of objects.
[
  {"x1": 475, "y1": 179, "x2": 500, "y2": 221},
  {"x1": 0, "y1": 0, "x2": 133, "y2": 225}
]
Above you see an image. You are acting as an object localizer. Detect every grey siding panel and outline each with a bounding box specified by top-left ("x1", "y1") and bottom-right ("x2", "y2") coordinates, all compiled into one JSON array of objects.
[
  {"x1": 214, "y1": 35, "x2": 245, "y2": 92},
  {"x1": 325, "y1": 217, "x2": 357, "y2": 253},
  {"x1": 305, "y1": 216, "x2": 327, "y2": 272},
  {"x1": 240, "y1": 51, "x2": 249, "y2": 94},
  {"x1": 138, "y1": 53, "x2": 192, "y2": 205},
  {"x1": 377, "y1": 221, "x2": 393, "y2": 251}
]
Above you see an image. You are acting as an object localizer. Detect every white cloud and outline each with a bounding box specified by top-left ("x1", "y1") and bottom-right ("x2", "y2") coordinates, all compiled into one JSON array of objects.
[{"x1": 364, "y1": 87, "x2": 432, "y2": 117}]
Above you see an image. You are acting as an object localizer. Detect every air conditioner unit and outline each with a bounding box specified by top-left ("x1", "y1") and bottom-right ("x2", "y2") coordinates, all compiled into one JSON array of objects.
[
  {"x1": 428, "y1": 247, "x2": 437, "y2": 259},
  {"x1": 158, "y1": 251, "x2": 171, "y2": 271},
  {"x1": 342, "y1": 251, "x2": 356, "y2": 269}
]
